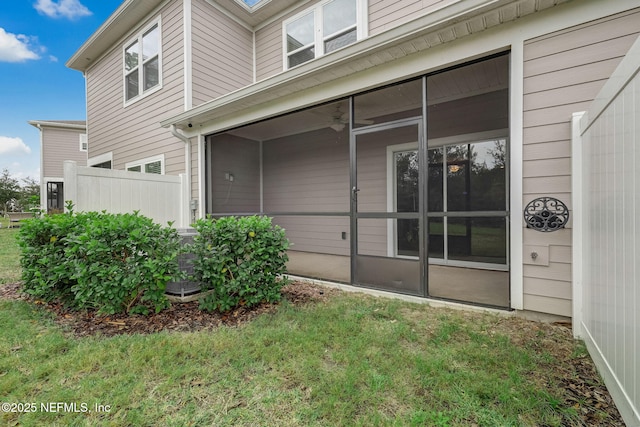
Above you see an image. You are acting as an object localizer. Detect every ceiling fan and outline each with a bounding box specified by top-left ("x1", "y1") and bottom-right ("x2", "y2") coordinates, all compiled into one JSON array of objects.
[{"x1": 324, "y1": 103, "x2": 374, "y2": 132}]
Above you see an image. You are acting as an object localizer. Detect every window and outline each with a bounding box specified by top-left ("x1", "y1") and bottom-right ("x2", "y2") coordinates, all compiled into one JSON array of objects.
[
  {"x1": 284, "y1": 0, "x2": 365, "y2": 69},
  {"x1": 92, "y1": 161, "x2": 112, "y2": 169},
  {"x1": 126, "y1": 155, "x2": 164, "y2": 175},
  {"x1": 387, "y1": 138, "x2": 508, "y2": 267},
  {"x1": 46, "y1": 182, "x2": 64, "y2": 213},
  {"x1": 428, "y1": 139, "x2": 508, "y2": 266},
  {"x1": 124, "y1": 22, "x2": 161, "y2": 103},
  {"x1": 79, "y1": 134, "x2": 87, "y2": 152}
]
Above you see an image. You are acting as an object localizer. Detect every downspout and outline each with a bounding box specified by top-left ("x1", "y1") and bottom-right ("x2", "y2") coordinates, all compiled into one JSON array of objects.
[
  {"x1": 36, "y1": 123, "x2": 45, "y2": 214},
  {"x1": 171, "y1": 124, "x2": 193, "y2": 226}
]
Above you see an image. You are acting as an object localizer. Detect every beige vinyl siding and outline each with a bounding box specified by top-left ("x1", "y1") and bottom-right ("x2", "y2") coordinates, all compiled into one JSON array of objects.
[
  {"x1": 263, "y1": 127, "x2": 350, "y2": 255},
  {"x1": 255, "y1": 0, "x2": 326, "y2": 82},
  {"x1": 369, "y1": 0, "x2": 454, "y2": 36},
  {"x1": 190, "y1": 137, "x2": 199, "y2": 201},
  {"x1": 42, "y1": 128, "x2": 87, "y2": 177},
  {"x1": 521, "y1": 7, "x2": 640, "y2": 317},
  {"x1": 272, "y1": 216, "x2": 350, "y2": 256},
  {"x1": 263, "y1": 128, "x2": 349, "y2": 213},
  {"x1": 85, "y1": 0, "x2": 185, "y2": 175},
  {"x1": 254, "y1": 0, "x2": 464, "y2": 81},
  {"x1": 191, "y1": 0, "x2": 253, "y2": 106},
  {"x1": 209, "y1": 134, "x2": 260, "y2": 213},
  {"x1": 255, "y1": 19, "x2": 282, "y2": 81}
]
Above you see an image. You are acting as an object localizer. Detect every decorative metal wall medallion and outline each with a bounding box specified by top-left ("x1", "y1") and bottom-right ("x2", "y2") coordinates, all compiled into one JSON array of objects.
[{"x1": 523, "y1": 197, "x2": 569, "y2": 232}]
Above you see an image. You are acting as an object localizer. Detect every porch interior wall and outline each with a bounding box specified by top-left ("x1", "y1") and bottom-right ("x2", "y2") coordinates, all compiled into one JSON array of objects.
[
  {"x1": 262, "y1": 127, "x2": 350, "y2": 256},
  {"x1": 521, "y1": 7, "x2": 640, "y2": 317},
  {"x1": 209, "y1": 134, "x2": 260, "y2": 213}
]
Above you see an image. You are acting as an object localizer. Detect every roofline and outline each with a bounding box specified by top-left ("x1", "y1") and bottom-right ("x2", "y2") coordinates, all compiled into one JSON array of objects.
[
  {"x1": 28, "y1": 120, "x2": 87, "y2": 131},
  {"x1": 66, "y1": 0, "x2": 277, "y2": 72},
  {"x1": 160, "y1": 0, "x2": 506, "y2": 129},
  {"x1": 66, "y1": 0, "x2": 163, "y2": 72}
]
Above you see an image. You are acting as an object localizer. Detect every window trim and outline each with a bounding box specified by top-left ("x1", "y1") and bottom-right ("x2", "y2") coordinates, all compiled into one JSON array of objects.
[
  {"x1": 385, "y1": 134, "x2": 509, "y2": 271},
  {"x1": 125, "y1": 154, "x2": 165, "y2": 175},
  {"x1": 88, "y1": 152, "x2": 113, "y2": 168},
  {"x1": 123, "y1": 19, "x2": 163, "y2": 106},
  {"x1": 282, "y1": 0, "x2": 367, "y2": 70},
  {"x1": 79, "y1": 133, "x2": 88, "y2": 152}
]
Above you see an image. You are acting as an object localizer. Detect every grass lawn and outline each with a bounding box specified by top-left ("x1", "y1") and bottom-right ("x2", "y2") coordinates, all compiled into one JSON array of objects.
[
  {"x1": 0, "y1": 228, "x2": 612, "y2": 426},
  {"x1": 0, "y1": 227, "x2": 20, "y2": 284}
]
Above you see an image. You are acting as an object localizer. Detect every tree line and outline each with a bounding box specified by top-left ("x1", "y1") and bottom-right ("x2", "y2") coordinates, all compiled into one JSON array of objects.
[{"x1": 0, "y1": 168, "x2": 40, "y2": 214}]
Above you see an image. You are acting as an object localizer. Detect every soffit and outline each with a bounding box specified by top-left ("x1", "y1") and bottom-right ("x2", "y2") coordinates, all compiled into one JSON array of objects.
[
  {"x1": 67, "y1": 0, "x2": 301, "y2": 72},
  {"x1": 28, "y1": 120, "x2": 87, "y2": 130},
  {"x1": 162, "y1": 0, "x2": 567, "y2": 131},
  {"x1": 217, "y1": 0, "x2": 301, "y2": 27}
]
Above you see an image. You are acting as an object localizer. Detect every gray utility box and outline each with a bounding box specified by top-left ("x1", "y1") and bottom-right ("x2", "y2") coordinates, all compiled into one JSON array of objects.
[{"x1": 165, "y1": 228, "x2": 201, "y2": 297}]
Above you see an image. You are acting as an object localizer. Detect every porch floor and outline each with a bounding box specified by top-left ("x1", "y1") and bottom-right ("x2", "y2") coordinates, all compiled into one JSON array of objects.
[{"x1": 286, "y1": 250, "x2": 510, "y2": 308}]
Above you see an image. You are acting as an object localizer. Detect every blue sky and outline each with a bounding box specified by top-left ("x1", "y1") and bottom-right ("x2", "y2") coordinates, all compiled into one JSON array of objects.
[
  {"x1": 0, "y1": 0, "x2": 261, "y2": 183},
  {"x1": 0, "y1": 1, "x2": 122, "y2": 182}
]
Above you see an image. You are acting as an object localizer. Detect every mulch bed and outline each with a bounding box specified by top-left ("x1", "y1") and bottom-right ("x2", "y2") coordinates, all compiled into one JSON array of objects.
[
  {"x1": 0, "y1": 281, "x2": 625, "y2": 426},
  {"x1": 0, "y1": 281, "x2": 338, "y2": 337}
]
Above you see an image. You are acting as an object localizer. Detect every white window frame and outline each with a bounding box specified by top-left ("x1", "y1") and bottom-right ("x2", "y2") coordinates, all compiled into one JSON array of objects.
[
  {"x1": 123, "y1": 19, "x2": 162, "y2": 106},
  {"x1": 88, "y1": 151, "x2": 113, "y2": 168},
  {"x1": 79, "y1": 133, "x2": 88, "y2": 152},
  {"x1": 125, "y1": 154, "x2": 165, "y2": 175},
  {"x1": 282, "y1": 0, "x2": 367, "y2": 70},
  {"x1": 385, "y1": 131, "x2": 510, "y2": 271}
]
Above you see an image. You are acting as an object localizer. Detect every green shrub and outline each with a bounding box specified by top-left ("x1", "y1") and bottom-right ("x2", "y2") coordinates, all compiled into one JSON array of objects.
[
  {"x1": 18, "y1": 210, "x2": 182, "y2": 315},
  {"x1": 18, "y1": 211, "x2": 89, "y2": 304},
  {"x1": 191, "y1": 216, "x2": 289, "y2": 312}
]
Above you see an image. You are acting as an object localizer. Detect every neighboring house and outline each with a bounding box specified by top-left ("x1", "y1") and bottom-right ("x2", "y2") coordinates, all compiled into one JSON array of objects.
[
  {"x1": 28, "y1": 120, "x2": 87, "y2": 213},
  {"x1": 65, "y1": 1, "x2": 640, "y2": 317}
]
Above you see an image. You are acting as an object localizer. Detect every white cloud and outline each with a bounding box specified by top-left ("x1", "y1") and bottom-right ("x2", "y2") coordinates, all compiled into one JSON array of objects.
[
  {"x1": 34, "y1": 0, "x2": 92, "y2": 20},
  {"x1": 0, "y1": 136, "x2": 32, "y2": 156},
  {"x1": 0, "y1": 28, "x2": 40, "y2": 62}
]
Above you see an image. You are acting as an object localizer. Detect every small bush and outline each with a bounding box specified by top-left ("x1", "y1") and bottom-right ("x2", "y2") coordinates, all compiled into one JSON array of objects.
[
  {"x1": 191, "y1": 216, "x2": 289, "y2": 312},
  {"x1": 18, "y1": 210, "x2": 182, "y2": 315}
]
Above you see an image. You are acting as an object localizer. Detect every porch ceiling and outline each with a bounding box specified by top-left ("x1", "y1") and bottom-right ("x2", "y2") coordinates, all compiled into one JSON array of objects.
[{"x1": 162, "y1": 0, "x2": 567, "y2": 133}]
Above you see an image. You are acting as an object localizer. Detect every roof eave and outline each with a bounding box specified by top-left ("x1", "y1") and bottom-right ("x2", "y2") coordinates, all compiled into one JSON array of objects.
[
  {"x1": 28, "y1": 120, "x2": 87, "y2": 130},
  {"x1": 66, "y1": 0, "x2": 161, "y2": 72},
  {"x1": 160, "y1": 0, "x2": 511, "y2": 130}
]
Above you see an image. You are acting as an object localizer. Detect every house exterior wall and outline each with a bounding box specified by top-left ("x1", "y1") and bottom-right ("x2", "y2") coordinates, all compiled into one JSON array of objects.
[
  {"x1": 254, "y1": 0, "x2": 461, "y2": 82},
  {"x1": 368, "y1": 0, "x2": 455, "y2": 36},
  {"x1": 41, "y1": 127, "x2": 87, "y2": 178},
  {"x1": 521, "y1": 7, "x2": 640, "y2": 316},
  {"x1": 85, "y1": 0, "x2": 186, "y2": 175},
  {"x1": 191, "y1": 0, "x2": 253, "y2": 106}
]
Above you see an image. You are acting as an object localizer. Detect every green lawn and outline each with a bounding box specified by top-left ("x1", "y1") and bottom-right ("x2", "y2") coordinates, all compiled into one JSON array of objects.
[
  {"x1": 0, "y1": 229, "x2": 605, "y2": 426},
  {"x1": 0, "y1": 227, "x2": 20, "y2": 284}
]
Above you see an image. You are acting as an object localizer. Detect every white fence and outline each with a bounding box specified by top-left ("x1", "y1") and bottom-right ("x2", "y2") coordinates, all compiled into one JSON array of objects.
[
  {"x1": 572, "y1": 36, "x2": 640, "y2": 426},
  {"x1": 63, "y1": 161, "x2": 190, "y2": 228}
]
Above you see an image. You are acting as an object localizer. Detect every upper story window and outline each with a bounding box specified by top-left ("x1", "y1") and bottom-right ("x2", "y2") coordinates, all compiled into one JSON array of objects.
[
  {"x1": 284, "y1": 0, "x2": 366, "y2": 69},
  {"x1": 124, "y1": 21, "x2": 161, "y2": 103}
]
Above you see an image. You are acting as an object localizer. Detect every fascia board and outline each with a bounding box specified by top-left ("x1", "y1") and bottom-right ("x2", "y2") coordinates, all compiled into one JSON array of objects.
[
  {"x1": 159, "y1": 0, "x2": 509, "y2": 128},
  {"x1": 66, "y1": 0, "x2": 162, "y2": 71}
]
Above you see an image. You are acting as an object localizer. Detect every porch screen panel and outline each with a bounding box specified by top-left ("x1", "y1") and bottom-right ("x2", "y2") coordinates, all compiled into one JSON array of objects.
[
  {"x1": 354, "y1": 122, "x2": 422, "y2": 296},
  {"x1": 426, "y1": 53, "x2": 510, "y2": 308}
]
